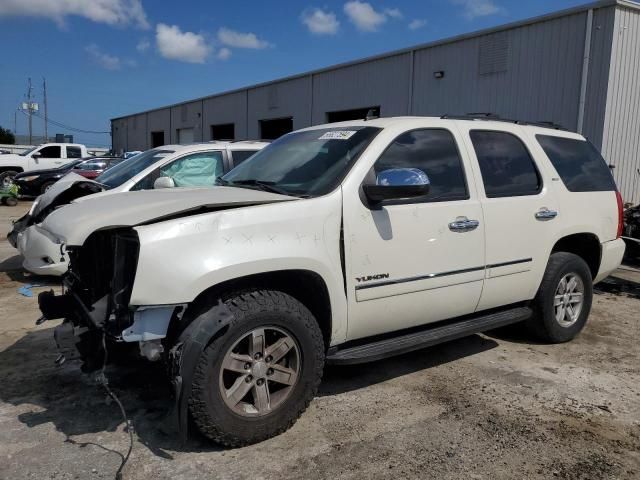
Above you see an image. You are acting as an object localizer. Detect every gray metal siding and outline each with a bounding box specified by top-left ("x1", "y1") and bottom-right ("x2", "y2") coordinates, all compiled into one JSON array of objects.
[
  {"x1": 203, "y1": 91, "x2": 248, "y2": 140},
  {"x1": 147, "y1": 108, "x2": 171, "y2": 147},
  {"x1": 582, "y1": 7, "x2": 616, "y2": 149},
  {"x1": 111, "y1": 118, "x2": 127, "y2": 152},
  {"x1": 312, "y1": 54, "x2": 411, "y2": 122},
  {"x1": 126, "y1": 113, "x2": 147, "y2": 151},
  {"x1": 602, "y1": 5, "x2": 640, "y2": 203},
  {"x1": 247, "y1": 76, "x2": 311, "y2": 138},
  {"x1": 412, "y1": 12, "x2": 587, "y2": 129},
  {"x1": 170, "y1": 100, "x2": 203, "y2": 143}
]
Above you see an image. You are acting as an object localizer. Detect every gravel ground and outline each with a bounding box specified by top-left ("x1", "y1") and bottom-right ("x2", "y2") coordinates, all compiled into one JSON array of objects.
[{"x1": 0, "y1": 200, "x2": 639, "y2": 480}]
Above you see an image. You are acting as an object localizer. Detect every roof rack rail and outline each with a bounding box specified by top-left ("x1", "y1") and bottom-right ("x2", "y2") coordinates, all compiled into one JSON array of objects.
[{"x1": 440, "y1": 113, "x2": 569, "y2": 131}]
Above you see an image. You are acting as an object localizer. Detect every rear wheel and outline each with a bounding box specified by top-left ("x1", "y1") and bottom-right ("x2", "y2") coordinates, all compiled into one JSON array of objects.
[
  {"x1": 0, "y1": 170, "x2": 18, "y2": 189},
  {"x1": 528, "y1": 252, "x2": 593, "y2": 342},
  {"x1": 189, "y1": 289, "x2": 325, "y2": 447},
  {"x1": 4, "y1": 196, "x2": 18, "y2": 206}
]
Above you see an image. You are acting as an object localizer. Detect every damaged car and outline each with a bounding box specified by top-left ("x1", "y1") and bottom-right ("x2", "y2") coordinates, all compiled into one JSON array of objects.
[
  {"x1": 35, "y1": 117, "x2": 625, "y2": 446},
  {"x1": 8, "y1": 142, "x2": 267, "y2": 275}
]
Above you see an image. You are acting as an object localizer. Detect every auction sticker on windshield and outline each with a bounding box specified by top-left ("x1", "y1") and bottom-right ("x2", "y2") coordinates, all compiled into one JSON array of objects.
[{"x1": 318, "y1": 131, "x2": 357, "y2": 140}]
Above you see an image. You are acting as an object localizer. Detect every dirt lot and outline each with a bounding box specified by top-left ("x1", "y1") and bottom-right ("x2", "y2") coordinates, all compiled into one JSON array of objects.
[{"x1": 0, "y1": 200, "x2": 639, "y2": 480}]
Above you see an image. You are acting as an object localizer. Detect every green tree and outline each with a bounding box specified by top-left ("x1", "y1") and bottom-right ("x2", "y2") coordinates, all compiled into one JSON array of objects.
[{"x1": 0, "y1": 126, "x2": 15, "y2": 144}]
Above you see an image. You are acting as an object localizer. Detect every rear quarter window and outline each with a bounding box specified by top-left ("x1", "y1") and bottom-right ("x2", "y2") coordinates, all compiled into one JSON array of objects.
[{"x1": 536, "y1": 135, "x2": 616, "y2": 192}]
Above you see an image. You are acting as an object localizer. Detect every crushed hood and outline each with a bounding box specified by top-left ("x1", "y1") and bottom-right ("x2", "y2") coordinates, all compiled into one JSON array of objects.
[
  {"x1": 32, "y1": 172, "x2": 104, "y2": 217},
  {"x1": 7, "y1": 173, "x2": 103, "y2": 247},
  {"x1": 41, "y1": 186, "x2": 296, "y2": 246}
]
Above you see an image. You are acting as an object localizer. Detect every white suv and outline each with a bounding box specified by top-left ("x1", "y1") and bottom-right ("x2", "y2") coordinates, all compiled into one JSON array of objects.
[
  {"x1": 8, "y1": 141, "x2": 267, "y2": 275},
  {"x1": 35, "y1": 117, "x2": 625, "y2": 446}
]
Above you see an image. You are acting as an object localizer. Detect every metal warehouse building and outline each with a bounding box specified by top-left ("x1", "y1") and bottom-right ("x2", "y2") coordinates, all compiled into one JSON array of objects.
[{"x1": 111, "y1": 0, "x2": 640, "y2": 203}]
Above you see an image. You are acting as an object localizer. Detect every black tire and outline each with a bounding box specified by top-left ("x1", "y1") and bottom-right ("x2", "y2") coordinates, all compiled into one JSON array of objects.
[
  {"x1": 0, "y1": 170, "x2": 19, "y2": 189},
  {"x1": 5, "y1": 196, "x2": 18, "y2": 206},
  {"x1": 40, "y1": 181, "x2": 56, "y2": 194},
  {"x1": 189, "y1": 289, "x2": 325, "y2": 447},
  {"x1": 527, "y1": 252, "x2": 593, "y2": 343}
]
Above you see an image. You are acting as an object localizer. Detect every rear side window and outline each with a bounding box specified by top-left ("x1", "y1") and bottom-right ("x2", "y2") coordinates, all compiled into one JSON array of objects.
[
  {"x1": 231, "y1": 150, "x2": 258, "y2": 166},
  {"x1": 536, "y1": 135, "x2": 616, "y2": 192},
  {"x1": 470, "y1": 130, "x2": 541, "y2": 198},
  {"x1": 66, "y1": 146, "x2": 82, "y2": 158}
]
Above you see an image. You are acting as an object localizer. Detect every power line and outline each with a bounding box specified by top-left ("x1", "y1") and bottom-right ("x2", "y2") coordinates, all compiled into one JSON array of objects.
[{"x1": 27, "y1": 110, "x2": 110, "y2": 135}]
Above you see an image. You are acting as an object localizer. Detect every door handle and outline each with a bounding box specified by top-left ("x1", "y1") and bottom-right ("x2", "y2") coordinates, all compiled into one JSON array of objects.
[
  {"x1": 449, "y1": 217, "x2": 480, "y2": 232},
  {"x1": 535, "y1": 207, "x2": 558, "y2": 220}
]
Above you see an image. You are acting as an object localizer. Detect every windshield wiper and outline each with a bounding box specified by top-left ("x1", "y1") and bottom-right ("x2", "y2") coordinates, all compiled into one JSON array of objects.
[{"x1": 217, "y1": 178, "x2": 295, "y2": 197}]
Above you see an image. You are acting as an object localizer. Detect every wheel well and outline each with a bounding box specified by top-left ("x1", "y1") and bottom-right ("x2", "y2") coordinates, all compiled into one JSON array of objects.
[
  {"x1": 178, "y1": 270, "x2": 333, "y2": 349},
  {"x1": 551, "y1": 233, "x2": 601, "y2": 278},
  {"x1": 0, "y1": 167, "x2": 23, "y2": 174}
]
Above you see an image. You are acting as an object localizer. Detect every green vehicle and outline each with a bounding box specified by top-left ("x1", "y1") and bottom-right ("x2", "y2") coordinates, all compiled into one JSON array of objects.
[{"x1": 0, "y1": 183, "x2": 18, "y2": 206}]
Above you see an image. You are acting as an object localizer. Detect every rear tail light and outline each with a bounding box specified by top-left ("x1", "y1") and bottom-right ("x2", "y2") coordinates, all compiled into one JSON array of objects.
[{"x1": 616, "y1": 190, "x2": 624, "y2": 238}]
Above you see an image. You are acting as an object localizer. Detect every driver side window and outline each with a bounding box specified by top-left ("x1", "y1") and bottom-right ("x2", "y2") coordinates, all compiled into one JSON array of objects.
[
  {"x1": 37, "y1": 146, "x2": 61, "y2": 158},
  {"x1": 133, "y1": 151, "x2": 224, "y2": 190},
  {"x1": 374, "y1": 129, "x2": 468, "y2": 202}
]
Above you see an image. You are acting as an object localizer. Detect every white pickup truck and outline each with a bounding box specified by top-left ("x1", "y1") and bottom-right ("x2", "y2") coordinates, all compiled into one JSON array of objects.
[
  {"x1": 0, "y1": 143, "x2": 89, "y2": 188},
  {"x1": 35, "y1": 117, "x2": 625, "y2": 447}
]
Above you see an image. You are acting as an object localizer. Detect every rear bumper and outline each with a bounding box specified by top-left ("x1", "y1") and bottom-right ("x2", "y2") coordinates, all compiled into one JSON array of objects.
[{"x1": 594, "y1": 238, "x2": 626, "y2": 283}]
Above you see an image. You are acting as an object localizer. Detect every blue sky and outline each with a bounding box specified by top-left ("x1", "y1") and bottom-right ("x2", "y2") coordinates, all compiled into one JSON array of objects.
[{"x1": 1, "y1": 0, "x2": 594, "y2": 146}]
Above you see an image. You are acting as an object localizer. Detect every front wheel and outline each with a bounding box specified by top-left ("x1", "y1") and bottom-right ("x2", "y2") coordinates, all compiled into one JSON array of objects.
[
  {"x1": 528, "y1": 252, "x2": 593, "y2": 343},
  {"x1": 0, "y1": 170, "x2": 18, "y2": 189},
  {"x1": 189, "y1": 290, "x2": 325, "y2": 447}
]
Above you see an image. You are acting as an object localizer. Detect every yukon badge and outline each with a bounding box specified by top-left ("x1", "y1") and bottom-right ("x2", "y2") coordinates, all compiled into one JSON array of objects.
[{"x1": 355, "y1": 273, "x2": 390, "y2": 283}]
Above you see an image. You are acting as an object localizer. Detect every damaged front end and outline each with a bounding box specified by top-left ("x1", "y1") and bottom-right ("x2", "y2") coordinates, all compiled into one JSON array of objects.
[{"x1": 38, "y1": 228, "x2": 183, "y2": 371}]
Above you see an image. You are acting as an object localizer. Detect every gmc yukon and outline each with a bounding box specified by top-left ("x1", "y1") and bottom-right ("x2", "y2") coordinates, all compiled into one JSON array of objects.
[{"x1": 35, "y1": 117, "x2": 625, "y2": 446}]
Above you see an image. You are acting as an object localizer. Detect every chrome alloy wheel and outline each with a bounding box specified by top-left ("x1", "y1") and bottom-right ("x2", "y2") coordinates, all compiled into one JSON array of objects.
[
  {"x1": 219, "y1": 327, "x2": 300, "y2": 417},
  {"x1": 554, "y1": 273, "x2": 585, "y2": 327}
]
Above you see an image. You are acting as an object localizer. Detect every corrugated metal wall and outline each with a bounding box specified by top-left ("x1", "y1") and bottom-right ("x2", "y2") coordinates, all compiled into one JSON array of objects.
[
  {"x1": 203, "y1": 91, "x2": 248, "y2": 139},
  {"x1": 312, "y1": 54, "x2": 412, "y2": 122},
  {"x1": 147, "y1": 109, "x2": 171, "y2": 149},
  {"x1": 413, "y1": 11, "x2": 587, "y2": 128},
  {"x1": 247, "y1": 76, "x2": 312, "y2": 138},
  {"x1": 582, "y1": 7, "x2": 616, "y2": 149},
  {"x1": 601, "y1": 5, "x2": 640, "y2": 204},
  {"x1": 170, "y1": 100, "x2": 203, "y2": 143}
]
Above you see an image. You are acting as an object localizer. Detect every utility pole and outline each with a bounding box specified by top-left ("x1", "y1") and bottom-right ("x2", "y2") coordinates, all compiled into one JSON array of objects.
[
  {"x1": 14, "y1": 110, "x2": 17, "y2": 136},
  {"x1": 43, "y1": 77, "x2": 48, "y2": 141},
  {"x1": 22, "y1": 78, "x2": 38, "y2": 145},
  {"x1": 27, "y1": 78, "x2": 33, "y2": 145}
]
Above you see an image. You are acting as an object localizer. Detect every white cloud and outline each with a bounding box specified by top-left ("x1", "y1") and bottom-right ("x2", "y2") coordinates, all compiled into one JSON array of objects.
[
  {"x1": 301, "y1": 8, "x2": 340, "y2": 35},
  {"x1": 0, "y1": 0, "x2": 149, "y2": 28},
  {"x1": 343, "y1": 1, "x2": 401, "y2": 32},
  {"x1": 136, "y1": 38, "x2": 151, "y2": 53},
  {"x1": 156, "y1": 24, "x2": 211, "y2": 63},
  {"x1": 408, "y1": 19, "x2": 426, "y2": 30},
  {"x1": 384, "y1": 8, "x2": 403, "y2": 19},
  {"x1": 216, "y1": 47, "x2": 232, "y2": 60},
  {"x1": 85, "y1": 44, "x2": 121, "y2": 70},
  {"x1": 136, "y1": 38, "x2": 150, "y2": 52},
  {"x1": 451, "y1": 0, "x2": 504, "y2": 20},
  {"x1": 217, "y1": 27, "x2": 271, "y2": 49}
]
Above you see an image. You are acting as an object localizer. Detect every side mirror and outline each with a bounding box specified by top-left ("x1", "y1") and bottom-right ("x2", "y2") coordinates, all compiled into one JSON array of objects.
[
  {"x1": 32, "y1": 152, "x2": 41, "y2": 159},
  {"x1": 153, "y1": 176, "x2": 175, "y2": 189},
  {"x1": 363, "y1": 168, "x2": 430, "y2": 203}
]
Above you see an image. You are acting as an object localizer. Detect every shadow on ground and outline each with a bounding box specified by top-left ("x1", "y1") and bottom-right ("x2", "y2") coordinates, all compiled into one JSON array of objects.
[
  {"x1": 0, "y1": 325, "x2": 498, "y2": 459},
  {"x1": 595, "y1": 274, "x2": 640, "y2": 300}
]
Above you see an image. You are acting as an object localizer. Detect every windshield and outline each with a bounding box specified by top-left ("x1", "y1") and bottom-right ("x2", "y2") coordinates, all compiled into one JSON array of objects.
[
  {"x1": 19, "y1": 147, "x2": 38, "y2": 156},
  {"x1": 221, "y1": 126, "x2": 380, "y2": 197},
  {"x1": 96, "y1": 149, "x2": 175, "y2": 188}
]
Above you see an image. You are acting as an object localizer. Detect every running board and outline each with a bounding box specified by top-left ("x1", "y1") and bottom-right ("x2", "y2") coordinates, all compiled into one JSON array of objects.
[{"x1": 326, "y1": 307, "x2": 532, "y2": 365}]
